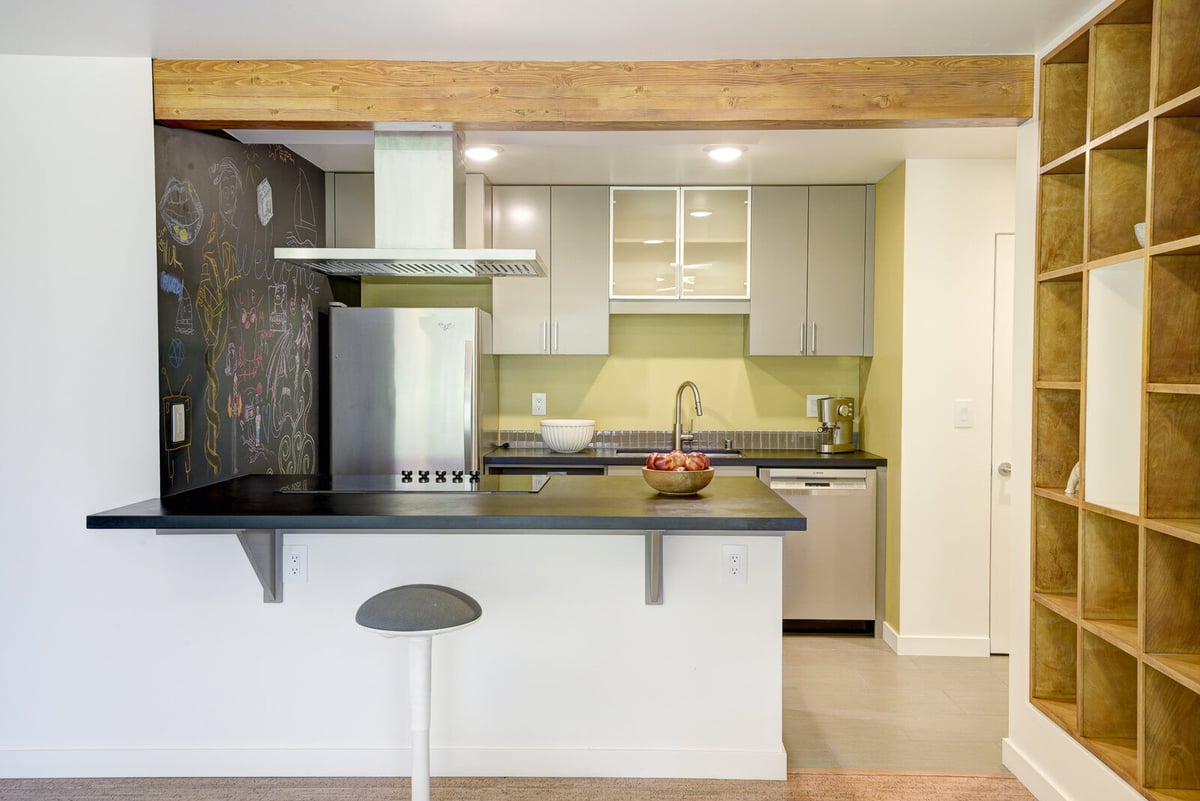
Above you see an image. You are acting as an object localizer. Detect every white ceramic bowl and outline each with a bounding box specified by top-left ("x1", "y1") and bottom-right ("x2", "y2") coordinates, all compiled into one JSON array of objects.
[
  {"x1": 1134, "y1": 221, "x2": 1147, "y2": 248},
  {"x1": 540, "y1": 419, "x2": 595, "y2": 453}
]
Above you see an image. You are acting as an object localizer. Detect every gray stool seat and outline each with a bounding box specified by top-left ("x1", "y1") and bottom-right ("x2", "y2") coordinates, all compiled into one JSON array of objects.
[{"x1": 356, "y1": 584, "x2": 482, "y2": 636}]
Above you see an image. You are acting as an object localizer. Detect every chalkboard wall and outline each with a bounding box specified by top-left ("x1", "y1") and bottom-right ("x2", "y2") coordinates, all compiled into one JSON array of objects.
[{"x1": 155, "y1": 126, "x2": 333, "y2": 495}]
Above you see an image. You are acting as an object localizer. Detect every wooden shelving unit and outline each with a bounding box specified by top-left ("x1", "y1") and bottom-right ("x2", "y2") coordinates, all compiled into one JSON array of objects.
[{"x1": 1033, "y1": 0, "x2": 1200, "y2": 796}]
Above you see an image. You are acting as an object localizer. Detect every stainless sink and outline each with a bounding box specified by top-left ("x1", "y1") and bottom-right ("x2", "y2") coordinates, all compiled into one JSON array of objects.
[{"x1": 616, "y1": 448, "x2": 743, "y2": 457}]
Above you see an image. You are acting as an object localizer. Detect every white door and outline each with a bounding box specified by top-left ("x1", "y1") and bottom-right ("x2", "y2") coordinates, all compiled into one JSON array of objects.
[{"x1": 989, "y1": 233, "x2": 1015, "y2": 654}]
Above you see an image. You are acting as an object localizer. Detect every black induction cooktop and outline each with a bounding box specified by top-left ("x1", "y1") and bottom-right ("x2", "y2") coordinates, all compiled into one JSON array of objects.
[{"x1": 278, "y1": 473, "x2": 550, "y2": 494}]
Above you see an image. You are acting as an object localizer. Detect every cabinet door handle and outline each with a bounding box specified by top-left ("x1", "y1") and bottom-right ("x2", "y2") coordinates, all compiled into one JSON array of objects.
[
  {"x1": 811, "y1": 322, "x2": 817, "y2": 355},
  {"x1": 541, "y1": 320, "x2": 548, "y2": 353},
  {"x1": 800, "y1": 322, "x2": 806, "y2": 354},
  {"x1": 553, "y1": 320, "x2": 559, "y2": 353}
]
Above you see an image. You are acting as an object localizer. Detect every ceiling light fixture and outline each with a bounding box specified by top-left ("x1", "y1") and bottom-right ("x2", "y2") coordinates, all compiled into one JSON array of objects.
[
  {"x1": 689, "y1": 210, "x2": 713, "y2": 218},
  {"x1": 465, "y1": 146, "x2": 501, "y2": 162},
  {"x1": 705, "y1": 145, "x2": 745, "y2": 163},
  {"x1": 643, "y1": 239, "x2": 665, "y2": 245}
]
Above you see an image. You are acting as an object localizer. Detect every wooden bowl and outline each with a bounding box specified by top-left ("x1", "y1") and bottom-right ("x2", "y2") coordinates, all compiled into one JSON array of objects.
[{"x1": 642, "y1": 467, "x2": 715, "y2": 495}]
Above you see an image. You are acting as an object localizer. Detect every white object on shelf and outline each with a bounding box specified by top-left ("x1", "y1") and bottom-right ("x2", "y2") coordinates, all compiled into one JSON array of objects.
[
  {"x1": 1134, "y1": 221, "x2": 1146, "y2": 248},
  {"x1": 540, "y1": 419, "x2": 595, "y2": 453}
]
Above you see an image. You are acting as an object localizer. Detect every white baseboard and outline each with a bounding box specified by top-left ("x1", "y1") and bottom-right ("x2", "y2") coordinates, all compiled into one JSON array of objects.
[
  {"x1": 1002, "y1": 739, "x2": 1071, "y2": 801},
  {"x1": 881, "y1": 622, "x2": 990, "y2": 657},
  {"x1": 0, "y1": 746, "x2": 787, "y2": 781}
]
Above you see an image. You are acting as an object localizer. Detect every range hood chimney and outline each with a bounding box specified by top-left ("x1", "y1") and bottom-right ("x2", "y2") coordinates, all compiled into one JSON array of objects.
[{"x1": 275, "y1": 126, "x2": 545, "y2": 278}]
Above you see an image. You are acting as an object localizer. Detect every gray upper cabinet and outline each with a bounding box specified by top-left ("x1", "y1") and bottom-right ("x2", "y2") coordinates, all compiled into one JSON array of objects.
[
  {"x1": 492, "y1": 185, "x2": 610, "y2": 355},
  {"x1": 550, "y1": 186, "x2": 609, "y2": 354},
  {"x1": 327, "y1": 173, "x2": 375, "y2": 247},
  {"x1": 747, "y1": 185, "x2": 874, "y2": 356}
]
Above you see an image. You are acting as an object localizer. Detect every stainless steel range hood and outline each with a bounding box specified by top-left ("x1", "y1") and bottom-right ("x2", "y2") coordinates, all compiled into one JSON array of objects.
[{"x1": 275, "y1": 127, "x2": 545, "y2": 278}]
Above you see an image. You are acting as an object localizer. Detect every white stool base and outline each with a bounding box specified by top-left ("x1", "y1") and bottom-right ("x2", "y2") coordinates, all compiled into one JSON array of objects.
[{"x1": 409, "y1": 635, "x2": 432, "y2": 801}]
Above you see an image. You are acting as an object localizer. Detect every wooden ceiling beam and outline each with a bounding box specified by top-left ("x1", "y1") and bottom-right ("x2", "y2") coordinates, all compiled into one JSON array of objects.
[{"x1": 153, "y1": 56, "x2": 1033, "y2": 130}]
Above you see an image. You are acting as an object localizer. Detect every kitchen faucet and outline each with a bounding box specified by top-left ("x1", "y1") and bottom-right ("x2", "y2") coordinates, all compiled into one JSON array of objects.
[{"x1": 673, "y1": 381, "x2": 703, "y2": 451}]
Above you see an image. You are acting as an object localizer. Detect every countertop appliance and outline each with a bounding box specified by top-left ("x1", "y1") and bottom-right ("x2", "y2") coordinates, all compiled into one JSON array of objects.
[
  {"x1": 817, "y1": 397, "x2": 856, "y2": 454},
  {"x1": 761, "y1": 467, "x2": 878, "y2": 634},
  {"x1": 330, "y1": 306, "x2": 498, "y2": 475}
]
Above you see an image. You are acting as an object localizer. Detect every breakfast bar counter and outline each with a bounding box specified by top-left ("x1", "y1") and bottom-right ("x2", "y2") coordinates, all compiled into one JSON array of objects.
[
  {"x1": 87, "y1": 474, "x2": 805, "y2": 532},
  {"x1": 86, "y1": 474, "x2": 799, "y2": 781}
]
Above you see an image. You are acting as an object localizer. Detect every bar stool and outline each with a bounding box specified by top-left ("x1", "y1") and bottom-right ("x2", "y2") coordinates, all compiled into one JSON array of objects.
[{"x1": 356, "y1": 584, "x2": 482, "y2": 801}]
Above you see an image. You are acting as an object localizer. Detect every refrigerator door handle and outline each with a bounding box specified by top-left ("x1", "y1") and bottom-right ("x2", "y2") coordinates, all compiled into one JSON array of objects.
[{"x1": 464, "y1": 339, "x2": 474, "y2": 470}]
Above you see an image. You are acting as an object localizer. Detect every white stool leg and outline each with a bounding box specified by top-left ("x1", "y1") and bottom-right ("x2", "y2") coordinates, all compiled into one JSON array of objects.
[{"x1": 408, "y1": 635, "x2": 433, "y2": 801}]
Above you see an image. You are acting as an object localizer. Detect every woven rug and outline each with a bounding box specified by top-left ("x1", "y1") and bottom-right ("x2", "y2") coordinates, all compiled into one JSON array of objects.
[{"x1": 0, "y1": 772, "x2": 1037, "y2": 800}]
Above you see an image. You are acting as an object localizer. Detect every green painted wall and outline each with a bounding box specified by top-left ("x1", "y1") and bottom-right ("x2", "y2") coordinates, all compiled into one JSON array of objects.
[
  {"x1": 362, "y1": 278, "x2": 861, "y2": 431},
  {"x1": 861, "y1": 163, "x2": 905, "y2": 632}
]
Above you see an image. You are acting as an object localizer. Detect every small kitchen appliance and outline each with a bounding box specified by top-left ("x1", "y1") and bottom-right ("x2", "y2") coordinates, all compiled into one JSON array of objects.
[{"x1": 817, "y1": 397, "x2": 856, "y2": 454}]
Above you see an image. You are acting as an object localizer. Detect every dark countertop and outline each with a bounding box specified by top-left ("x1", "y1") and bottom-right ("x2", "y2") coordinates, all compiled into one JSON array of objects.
[
  {"x1": 87, "y1": 474, "x2": 804, "y2": 532},
  {"x1": 485, "y1": 447, "x2": 888, "y2": 469}
]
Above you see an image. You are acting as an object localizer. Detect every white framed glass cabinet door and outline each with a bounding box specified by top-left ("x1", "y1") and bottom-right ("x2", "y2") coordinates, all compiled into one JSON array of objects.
[
  {"x1": 611, "y1": 187, "x2": 678, "y2": 298},
  {"x1": 681, "y1": 187, "x2": 749, "y2": 298}
]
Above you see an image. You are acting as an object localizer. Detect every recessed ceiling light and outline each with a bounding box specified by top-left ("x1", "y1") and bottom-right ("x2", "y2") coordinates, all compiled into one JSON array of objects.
[
  {"x1": 465, "y1": 146, "x2": 501, "y2": 162},
  {"x1": 705, "y1": 145, "x2": 745, "y2": 163},
  {"x1": 689, "y1": 210, "x2": 713, "y2": 218},
  {"x1": 643, "y1": 239, "x2": 665, "y2": 245}
]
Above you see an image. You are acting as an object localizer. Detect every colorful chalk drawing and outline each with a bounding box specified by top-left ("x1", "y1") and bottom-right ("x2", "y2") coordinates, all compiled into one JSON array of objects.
[
  {"x1": 156, "y1": 129, "x2": 330, "y2": 492},
  {"x1": 160, "y1": 369, "x2": 193, "y2": 485},
  {"x1": 159, "y1": 178, "x2": 203, "y2": 246},
  {"x1": 210, "y1": 157, "x2": 242, "y2": 237},
  {"x1": 257, "y1": 178, "x2": 274, "y2": 226}
]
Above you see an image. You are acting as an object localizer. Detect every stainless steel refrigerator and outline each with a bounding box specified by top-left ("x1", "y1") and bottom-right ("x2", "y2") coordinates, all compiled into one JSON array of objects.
[{"x1": 330, "y1": 307, "x2": 499, "y2": 474}]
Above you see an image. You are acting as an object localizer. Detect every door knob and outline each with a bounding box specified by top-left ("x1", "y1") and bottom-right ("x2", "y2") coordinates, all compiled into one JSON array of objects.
[{"x1": 997, "y1": 462, "x2": 1012, "y2": 477}]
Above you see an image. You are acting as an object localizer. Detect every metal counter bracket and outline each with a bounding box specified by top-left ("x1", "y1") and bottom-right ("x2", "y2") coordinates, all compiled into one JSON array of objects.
[
  {"x1": 158, "y1": 528, "x2": 284, "y2": 603},
  {"x1": 236, "y1": 529, "x2": 283, "y2": 603},
  {"x1": 645, "y1": 530, "x2": 663, "y2": 605}
]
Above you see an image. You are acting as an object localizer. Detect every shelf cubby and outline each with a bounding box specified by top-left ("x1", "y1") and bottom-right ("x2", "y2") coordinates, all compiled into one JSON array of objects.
[
  {"x1": 1091, "y1": 19, "x2": 1153, "y2": 137},
  {"x1": 1037, "y1": 279, "x2": 1084, "y2": 382},
  {"x1": 1032, "y1": 601, "x2": 1080, "y2": 731},
  {"x1": 1035, "y1": 388, "x2": 1082, "y2": 490},
  {"x1": 1144, "y1": 666, "x2": 1200, "y2": 797},
  {"x1": 1080, "y1": 511, "x2": 1139, "y2": 653},
  {"x1": 1080, "y1": 629, "x2": 1140, "y2": 784},
  {"x1": 1146, "y1": 529, "x2": 1200, "y2": 657},
  {"x1": 1039, "y1": 173, "x2": 1087, "y2": 273},
  {"x1": 1145, "y1": 393, "x2": 1200, "y2": 519},
  {"x1": 1042, "y1": 33, "x2": 1091, "y2": 165},
  {"x1": 1154, "y1": 0, "x2": 1200, "y2": 107},
  {"x1": 1148, "y1": 256, "x2": 1200, "y2": 384},
  {"x1": 1152, "y1": 116, "x2": 1200, "y2": 245},
  {"x1": 1035, "y1": 495, "x2": 1081, "y2": 598},
  {"x1": 1089, "y1": 141, "x2": 1149, "y2": 261}
]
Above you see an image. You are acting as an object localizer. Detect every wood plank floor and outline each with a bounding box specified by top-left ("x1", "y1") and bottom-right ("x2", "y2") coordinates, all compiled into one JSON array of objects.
[
  {"x1": 783, "y1": 635, "x2": 1010, "y2": 772},
  {"x1": 0, "y1": 773, "x2": 1035, "y2": 801}
]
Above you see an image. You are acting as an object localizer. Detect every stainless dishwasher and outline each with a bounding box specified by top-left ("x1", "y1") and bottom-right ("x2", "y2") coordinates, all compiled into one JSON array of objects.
[{"x1": 760, "y1": 468, "x2": 878, "y2": 634}]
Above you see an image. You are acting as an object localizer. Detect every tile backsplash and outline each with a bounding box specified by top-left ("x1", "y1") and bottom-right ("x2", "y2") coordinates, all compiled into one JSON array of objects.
[{"x1": 498, "y1": 429, "x2": 825, "y2": 451}]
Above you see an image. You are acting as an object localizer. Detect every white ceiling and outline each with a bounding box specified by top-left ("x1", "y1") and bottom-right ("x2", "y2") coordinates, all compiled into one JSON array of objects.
[{"x1": 3, "y1": 0, "x2": 1098, "y2": 184}]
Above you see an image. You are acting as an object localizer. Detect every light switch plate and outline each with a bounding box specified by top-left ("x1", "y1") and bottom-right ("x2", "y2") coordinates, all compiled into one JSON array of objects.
[
  {"x1": 807, "y1": 394, "x2": 830, "y2": 417},
  {"x1": 954, "y1": 399, "x2": 974, "y2": 428}
]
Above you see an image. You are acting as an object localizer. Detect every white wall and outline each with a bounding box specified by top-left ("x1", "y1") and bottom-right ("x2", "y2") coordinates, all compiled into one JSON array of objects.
[
  {"x1": 0, "y1": 56, "x2": 786, "y2": 781},
  {"x1": 887, "y1": 159, "x2": 1014, "y2": 656}
]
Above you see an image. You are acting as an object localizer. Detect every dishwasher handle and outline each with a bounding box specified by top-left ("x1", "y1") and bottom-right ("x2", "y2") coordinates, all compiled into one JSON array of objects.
[{"x1": 770, "y1": 478, "x2": 868, "y2": 492}]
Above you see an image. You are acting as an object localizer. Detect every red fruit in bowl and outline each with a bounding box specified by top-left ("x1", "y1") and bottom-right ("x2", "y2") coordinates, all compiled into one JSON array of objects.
[
  {"x1": 684, "y1": 453, "x2": 705, "y2": 471},
  {"x1": 644, "y1": 452, "x2": 659, "y2": 469},
  {"x1": 666, "y1": 450, "x2": 687, "y2": 469},
  {"x1": 652, "y1": 454, "x2": 671, "y2": 470},
  {"x1": 674, "y1": 466, "x2": 687, "y2": 471}
]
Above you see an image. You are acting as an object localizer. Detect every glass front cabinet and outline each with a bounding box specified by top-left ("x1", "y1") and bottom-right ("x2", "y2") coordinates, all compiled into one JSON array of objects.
[{"x1": 610, "y1": 187, "x2": 749, "y2": 300}]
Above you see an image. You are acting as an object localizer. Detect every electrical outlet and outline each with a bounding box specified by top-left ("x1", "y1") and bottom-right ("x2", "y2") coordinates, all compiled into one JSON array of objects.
[
  {"x1": 283, "y1": 544, "x2": 307, "y2": 584},
  {"x1": 722, "y1": 544, "x2": 748, "y2": 584},
  {"x1": 531, "y1": 392, "x2": 547, "y2": 416}
]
